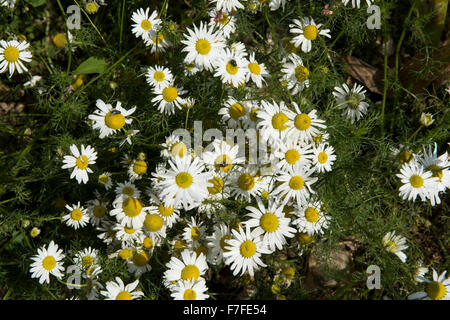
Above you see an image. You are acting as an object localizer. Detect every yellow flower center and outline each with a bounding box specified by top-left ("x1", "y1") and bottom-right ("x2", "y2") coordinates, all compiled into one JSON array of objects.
[
  {"x1": 85, "y1": 2, "x2": 99, "y2": 14},
  {"x1": 183, "y1": 289, "x2": 197, "y2": 300},
  {"x1": 194, "y1": 244, "x2": 208, "y2": 257},
  {"x1": 143, "y1": 236, "x2": 154, "y2": 249},
  {"x1": 174, "y1": 240, "x2": 187, "y2": 252},
  {"x1": 285, "y1": 149, "x2": 300, "y2": 165},
  {"x1": 229, "y1": 103, "x2": 246, "y2": 120},
  {"x1": 133, "y1": 160, "x2": 147, "y2": 175},
  {"x1": 303, "y1": 25, "x2": 319, "y2": 41},
  {"x1": 105, "y1": 111, "x2": 125, "y2": 130},
  {"x1": 207, "y1": 176, "x2": 224, "y2": 194},
  {"x1": 152, "y1": 32, "x2": 164, "y2": 44},
  {"x1": 218, "y1": 13, "x2": 229, "y2": 25},
  {"x1": 250, "y1": 108, "x2": 259, "y2": 122},
  {"x1": 214, "y1": 154, "x2": 233, "y2": 172},
  {"x1": 240, "y1": 240, "x2": 257, "y2": 258},
  {"x1": 305, "y1": 207, "x2": 319, "y2": 223},
  {"x1": 294, "y1": 65, "x2": 309, "y2": 82},
  {"x1": 30, "y1": 228, "x2": 39, "y2": 237},
  {"x1": 410, "y1": 174, "x2": 424, "y2": 188},
  {"x1": 272, "y1": 113, "x2": 289, "y2": 131},
  {"x1": 318, "y1": 152, "x2": 328, "y2": 164},
  {"x1": 124, "y1": 226, "x2": 135, "y2": 234},
  {"x1": 144, "y1": 214, "x2": 164, "y2": 232},
  {"x1": 226, "y1": 62, "x2": 239, "y2": 75},
  {"x1": 260, "y1": 213, "x2": 279, "y2": 233},
  {"x1": 153, "y1": 71, "x2": 165, "y2": 82},
  {"x1": 141, "y1": 19, "x2": 152, "y2": 31},
  {"x1": 238, "y1": 173, "x2": 255, "y2": 191},
  {"x1": 71, "y1": 209, "x2": 83, "y2": 221},
  {"x1": 282, "y1": 267, "x2": 295, "y2": 280},
  {"x1": 191, "y1": 226, "x2": 201, "y2": 240},
  {"x1": 312, "y1": 134, "x2": 323, "y2": 143},
  {"x1": 162, "y1": 86, "x2": 178, "y2": 102},
  {"x1": 122, "y1": 198, "x2": 142, "y2": 218},
  {"x1": 82, "y1": 256, "x2": 94, "y2": 269},
  {"x1": 427, "y1": 165, "x2": 443, "y2": 182},
  {"x1": 289, "y1": 176, "x2": 304, "y2": 190},
  {"x1": 248, "y1": 62, "x2": 261, "y2": 75},
  {"x1": 181, "y1": 265, "x2": 200, "y2": 281},
  {"x1": 119, "y1": 249, "x2": 133, "y2": 260},
  {"x1": 170, "y1": 141, "x2": 187, "y2": 158},
  {"x1": 220, "y1": 235, "x2": 232, "y2": 251},
  {"x1": 93, "y1": 205, "x2": 106, "y2": 218},
  {"x1": 42, "y1": 256, "x2": 56, "y2": 271},
  {"x1": 52, "y1": 33, "x2": 67, "y2": 49},
  {"x1": 122, "y1": 186, "x2": 135, "y2": 196},
  {"x1": 175, "y1": 172, "x2": 193, "y2": 189},
  {"x1": 386, "y1": 240, "x2": 397, "y2": 252},
  {"x1": 75, "y1": 155, "x2": 89, "y2": 170},
  {"x1": 99, "y1": 174, "x2": 109, "y2": 184},
  {"x1": 132, "y1": 250, "x2": 150, "y2": 267},
  {"x1": 294, "y1": 113, "x2": 311, "y2": 131},
  {"x1": 426, "y1": 281, "x2": 447, "y2": 300},
  {"x1": 296, "y1": 232, "x2": 314, "y2": 246},
  {"x1": 158, "y1": 204, "x2": 175, "y2": 217},
  {"x1": 398, "y1": 150, "x2": 413, "y2": 164},
  {"x1": 116, "y1": 291, "x2": 132, "y2": 300},
  {"x1": 195, "y1": 39, "x2": 211, "y2": 55}
]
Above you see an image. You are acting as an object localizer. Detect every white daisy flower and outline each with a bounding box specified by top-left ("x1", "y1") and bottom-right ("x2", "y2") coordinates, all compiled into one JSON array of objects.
[
  {"x1": 73, "y1": 247, "x2": 99, "y2": 271},
  {"x1": 83, "y1": 0, "x2": 106, "y2": 14},
  {"x1": 170, "y1": 279, "x2": 209, "y2": 300},
  {"x1": 113, "y1": 221, "x2": 144, "y2": 244},
  {"x1": 184, "y1": 62, "x2": 201, "y2": 76},
  {"x1": 415, "y1": 261, "x2": 429, "y2": 282},
  {"x1": 208, "y1": 8, "x2": 237, "y2": 39},
  {"x1": 146, "y1": 31, "x2": 172, "y2": 53},
  {"x1": 142, "y1": 210, "x2": 167, "y2": 240},
  {"x1": 281, "y1": 54, "x2": 310, "y2": 95},
  {"x1": 63, "y1": 202, "x2": 90, "y2": 229},
  {"x1": 229, "y1": 41, "x2": 248, "y2": 59},
  {"x1": 257, "y1": 100, "x2": 294, "y2": 145},
  {"x1": 30, "y1": 227, "x2": 41, "y2": 238},
  {"x1": 272, "y1": 164, "x2": 318, "y2": 206},
  {"x1": 128, "y1": 158, "x2": 148, "y2": 182},
  {"x1": 312, "y1": 143, "x2": 336, "y2": 173},
  {"x1": 98, "y1": 172, "x2": 112, "y2": 190},
  {"x1": 202, "y1": 139, "x2": 245, "y2": 174},
  {"x1": 241, "y1": 100, "x2": 261, "y2": 129},
  {"x1": 147, "y1": 200, "x2": 181, "y2": 229},
  {"x1": 29, "y1": 241, "x2": 65, "y2": 285},
  {"x1": 100, "y1": 277, "x2": 144, "y2": 300},
  {"x1": 109, "y1": 197, "x2": 149, "y2": 229},
  {"x1": 333, "y1": 83, "x2": 370, "y2": 123},
  {"x1": 127, "y1": 249, "x2": 152, "y2": 277},
  {"x1": 218, "y1": 96, "x2": 250, "y2": 129},
  {"x1": 161, "y1": 134, "x2": 190, "y2": 159},
  {"x1": 273, "y1": 138, "x2": 314, "y2": 171},
  {"x1": 293, "y1": 200, "x2": 330, "y2": 236},
  {"x1": 151, "y1": 82, "x2": 186, "y2": 115},
  {"x1": 245, "y1": 197, "x2": 297, "y2": 252},
  {"x1": 164, "y1": 250, "x2": 208, "y2": 284},
  {"x1": 206, "y1": 223, "x2": 232, "y2": 265},
  {"x1": 289, "y1": 17, "x2": 331, "y2": 53},
  {"x1": 211, "y1": 0, "x2": 245, "y2": 12},
  {"x1": 396, "y1": 161, "x2": 438, "y2": 203},
  {"x1": 0, "y1": 40, "x2": 32, "y2": 77},
  {"x1": 130, "y1": 8, "x2": 161, "y2": 42},
  {"x1": 181, "y1": 22, "x2": 226, "y2": 72},
  {"x1": 156, "y1": 155, "x2": 213, "y2": 211},
  {"x1": 114, "y1": 181, "x2": 141, "y2": 200},
  {"x1": 342, "y1": 0, "x2": 373, "y2": 9},
  {"x1": 229, "y1": 167, "x2": 265, "y2": 202},
  {"x1": 96, "y1": 220, "x2": 117, "y2": 245},
  {"x1": 61, "y1": 144, "x2": 97, "y2": 184},
  {"x1": 182, "y1": 216, "x2": 207, "y2": 246},
  {"x1": 88, "y1": 99, "x2": 136, "y2": 139},
  {"x1": 145, "y1": 65, "x2": 173, "y2": 90},
  {"x1": 269, "y1": 0, "x2": 289, "y2": 11},
  {"x1": 222, "y1": 225, "x2": 271, "y2": 277},
  {"x1": 382, "y1": 231, "x2": 408, "y2": 263},
  {"x1": 408, "y1": 269, "x2": 450, "y2": 300},
  {"x1": 214, "y1": 48, "x2": 249, "y2": 88},
  {"x1": 285, "y1": 103, "x2": 327, "y2": 143},
  {"x1": 246, "y1": 52, "x2": 269, "y2": 88}
]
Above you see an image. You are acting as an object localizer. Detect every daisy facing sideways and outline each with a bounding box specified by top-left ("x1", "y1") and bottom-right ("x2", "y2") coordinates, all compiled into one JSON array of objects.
[
  {"x1": 0, "y1": 39, "x2": 32, "y2": 77},
  {"x1": 382, "y1": 231, "x2": 408, "y2": 263},
  {"x1": 29, "y1": 241, "x2": 65, "y2": 285},
  {"x1": 289, "y1": 16, "x2": 331, "y2": 53},
  {"x1": 61, "y1": 144, "x2": 97, "y2": 184},
  {"x1": 100, "y1": 277, "x2": 144, "y2": 300},
  {"x1": 332, "y1": 83, "x2": 370, "y2": 123},
  {"x1": 408, "y1": 269, "x2": 450, "y2": 300}
]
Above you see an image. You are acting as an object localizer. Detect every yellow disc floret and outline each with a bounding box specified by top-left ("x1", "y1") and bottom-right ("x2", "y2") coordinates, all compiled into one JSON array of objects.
[
  {"x1": 195, "y1": 39, "x2": 211, "y2": 55},
  {"x1": 305, "y1": 207, "x2": 319, "y2": 223},
  {"x1": 260, "y1": 213, "x2": 279, "y2": 233},
  {"x1": 294, "y1": 113, "x2": 311, "y2": 130},
  {"x1": 122, "y1": 198, "x2": 142, "y2": 218},
  {"x1": 238, "y1": 173, "x2": 255, "y2": 191},
  {"x1": 289, "y1": 176, "x2": 304, "y2": 190},
  {"x1": 71, "y1": 209, "x2": 83, "y2": 221},
  {"x1": 144, "y1": 214, "x2": 164, "y2": 232},
  {"x1": 105, "y1": 111, "x2": 125, "y2": 130},
  {"x1": 272, "y1": 113, "x2": 289, "y2": 131},
  {"x1": 162, "y1": 86, "x2": 178, "y2": 102},
  {"x1": 175, "y1": 172, "x2": 193, "y2": 189},
  {"x1": 181, "y1": 264, "x2": 200, "y2": 281},
  {"x1": 240, "y1": 240, "x2": 257, "y2": 258},
  {"x1": 42, "y1": 256, "x2": 56, "y2": 271},
  {"x1": 303, "y1": 25, "x2": 319, "y2": 41}
]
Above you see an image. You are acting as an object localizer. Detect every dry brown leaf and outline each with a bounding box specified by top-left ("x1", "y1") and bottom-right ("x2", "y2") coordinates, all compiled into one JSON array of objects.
[{"x1": 342, "y1": 55, "x2": 384, "y2": 95}]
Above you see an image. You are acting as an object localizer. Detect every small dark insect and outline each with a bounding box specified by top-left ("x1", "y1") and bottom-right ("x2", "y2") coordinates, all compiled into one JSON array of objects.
[
  {"x1": 229, "y1": 59, "x2": 237, "y2": 67},
  {"x1": 111, "y1": 109, "x2": 122, "y2": 115}
]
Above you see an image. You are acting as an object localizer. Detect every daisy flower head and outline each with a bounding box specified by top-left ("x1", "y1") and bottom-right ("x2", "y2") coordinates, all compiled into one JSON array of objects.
[
  {"x1": 114, "y1": 181, "x2": 141, "y2": 201},
  {"x1": 274, "y1": 138, "x2": 314, "y2": 171},
  {"x1": 246, "y1": 52, "x2": 269, "y2": 88},
  {"x1": 396, "y1": 161, "x2": 438, "y2": 203},
  {"x1": 0, "y1": 39, "x2": 32, "y2": 77},
  {"x1": 206, "y1": 223, "x2": 232, "y2": 265},
  {"x1": 163, "y1": 249, "x2": 208, "y2": 285},
  {"x1": 273, "y1": 164, "x2": 318, "y2": 206},
  {"x1": 157, "y1": 155, "x2": 213, "y2": 211},
  {"x1": 312, "y1": 143, "x2": 336, "y2": 173},
  {"x1": 181, "y1": 22, "x2": 226, "y2": 72},
  {"x1": 113, "y1": 221, "x2": 144, "y2": 244},
  {"x1": 218, "y1": 96, "x2": 250, "y2": 129},
  {"x1": 63, "y1": 202, "x2": 90, "y2": 229},
  {"x1": 222, "y1": 225, "x2": 271, "y2": 277},
  {"x1": 127, "y1": 249, "x2": 152, "y2": 277},
  {"x1": 109, "y1": 196, "x2": 149, "y2": 229},
  {"x1": 184, "y1": 62, "x2": 201, "y2": 76},
  {"x1": 61, "y1": 144, "x2": 97, "y2": 184},
  {"x1": 145, "y1": 65, "x2": 173, "y2": 90},
  {"x1": 85, "y1": 196, "x2": 109, "y2": 226},
  {"x1": 29, "y1": 241, "x2": 65, "y2": 285},
  {"x1": 281, "y1": 54, "x2": 310, "y2": 95},
  {"x1": 211, "y1": 0, "x2": 245, "y2": 12},
  {"x1": 131, "y1": 8, "x2": 161, "y2": 43},
  {"x1": 146, "y1": 31, "x2": 172, "y2": 53},
  {"x1": 73, "y1": 247, "x2": 98, "y2": 271},
  {"x1": 152, "y1": 81, "x2": 186, "y2": 116},
  {"x1": 382, "y1": 231, "x2": 408, "y2": 263},
  {"x1": 256, "y1": 100, "x2": 294, "y2": 145},
  {"x1": 269, "y1": 0, "x2": 289, "y2": 11},
  {"x1": 333, "y1": 83, "x2": 369, "y2": 123},
  {"x1": 101, "y1": 277, "x2": 144, "y2": 300},
  {"x1": 170, "y1": 279, "x2": 209, "y2": 300},
  {"x1": 148, "y1": 199, "x2": 181, "y2": 229},
  {"x1": 182, "y1": 216, "x2": 207, "y2": 246},
  {"x1": 30, "y1": 227, "x2": 41, "y2": 238},
  {"x1": 84, "y1": 0, "x2": 106, "y2": 14},
  {"x1": 286, "y1": 103, "x2": 326, "y2": 143},
  {"x1": 98, "y1": 172, "x2": 112, "y2": 190},
  {"x1": 161, "y1": 134, "x2": 190, "y2": 160},
  {"x1": 88, "y1": 99, "x2": 136, "y2": 139},
  {"x1": 245, "y1": 197, "x2": 297, "y2": 252},
  {"x1": 342, "y1": 0, "x2": 373, "y2": 9},
  {"x1": 208, "y1": 8, "x2": 237, "y2": 39},
  {"x1": 229, "y1": 166, "x2": 265, "y2": 202},
  {"x1": 293, "y1": 200, "x2": 330, "y2": 236},
  {"x1": 289, "y1": 17, "x2": 331, "y2": 53},
  {"x1": 229, "y1": 41, "x2": 248, "y2": 59},
  {"x1": 127, "y1": 154, "x2": 148, "y2": 182},
  {"x1": 214, "y1": 48, "x2": 249, "y2": 88},
  {"x1": 408, "y1": 269, "x2": 450, "y2": 300},
  {"x1": 202, "y1": 139, "x2": 245, "y2": 174},
  {"x1": 142, "y1": 210, "x2": 168, "y2": 240}
]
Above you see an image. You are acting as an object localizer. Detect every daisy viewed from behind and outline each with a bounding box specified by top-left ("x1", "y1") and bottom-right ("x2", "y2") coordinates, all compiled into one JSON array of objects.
[
  {"x1": 382, "y1": 231, "x2": 408, "y2": 263},
  {"x1": 29, "y1": 241, "x2": 65, "y2": 285},
  {"x1": 101, "y1": 277, "x2": 144, "y2": 300},
  {"x1": 289, "y1": 16, "x2": 331, "y2": 53},
  {"x1": 408, "y1": 269, "x2": 450, "y2": 300},
  {"x1": 333, "y1": 83, "x2": 370, "y2": 123},
  {"x1": 206, "y1": 223, "x2": 232, "y2": 265},
  {"x1": 342, "y1": 0, "x2": 373, "y2": 9},
  {"x1": 0, "y1": 39, "x2": 32, "y2": 76}
]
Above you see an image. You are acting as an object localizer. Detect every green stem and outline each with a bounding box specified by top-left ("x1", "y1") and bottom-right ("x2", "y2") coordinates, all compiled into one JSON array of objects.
[
  {"x1": 395, "y1": 0, "x2": 417, "y2": 82},
  {"x1": 119, "y1": 0, "x2": 126, "y2": 51},
  {"x1": 185, "y1": 108, "x2": 190, "y2": 130},
  {"x1": 406, "y1": 125, "x2": 423, "y2": 143},
  {"x1": 381, "y1": 2, "x2": 389, "y2": 138}
]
